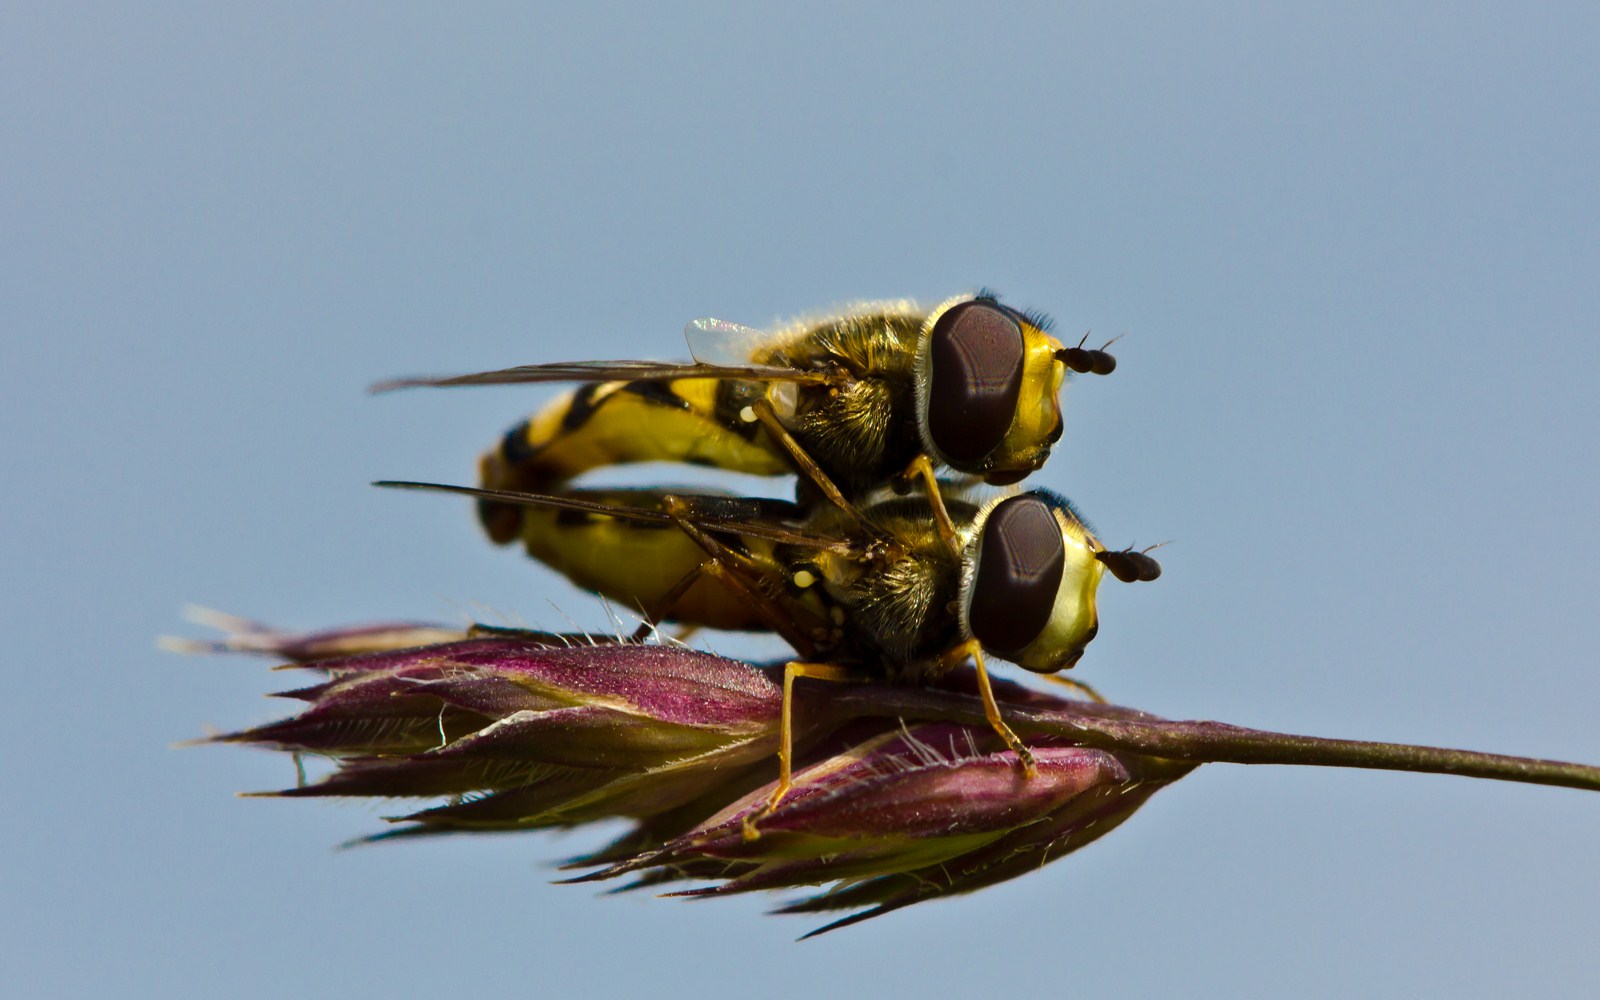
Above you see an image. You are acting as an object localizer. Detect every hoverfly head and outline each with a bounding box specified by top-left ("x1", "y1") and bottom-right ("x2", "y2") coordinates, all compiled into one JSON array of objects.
[
  {"x1": 915, "y1": 293, "x2": 1068, "y2": 483},
  {"x1": 959, "y1": 490, "x2": 1105, "y2": 674}
]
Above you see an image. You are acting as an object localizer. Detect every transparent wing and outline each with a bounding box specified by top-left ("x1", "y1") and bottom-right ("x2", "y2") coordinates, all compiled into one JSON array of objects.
[
  {"x1": 371, "y1": 359, "x2": 835, "y2": 393},
  {"x1": 685, "y1": 317, "x2": 776, "y2": 366},
  {"x1": 374, "y1": 481, "x2": 857, "y2": 552}
]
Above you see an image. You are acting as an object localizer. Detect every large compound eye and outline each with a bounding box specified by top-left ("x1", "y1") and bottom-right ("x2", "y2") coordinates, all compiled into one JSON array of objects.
[
  {"x1": 926, "y1": 301, "x2": 1025, "y2": 467},
  {"x1": 967, "y1": 495, "x2": 1065, "y2": 654}
]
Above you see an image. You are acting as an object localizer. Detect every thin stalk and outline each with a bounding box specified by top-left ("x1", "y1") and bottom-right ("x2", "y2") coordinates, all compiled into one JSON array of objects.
[{"x1": 830, "y1": 686, "x2": 1600, "y2": 793}]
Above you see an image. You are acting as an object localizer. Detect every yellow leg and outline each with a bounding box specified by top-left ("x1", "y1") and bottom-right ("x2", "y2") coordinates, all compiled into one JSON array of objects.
[
  {"x1": 1039, "y1": 672, "x2": 1108, "y2": 703},
  {"x1": 659, "y1": 495, "x2": 825, "y2": 658},
  {"x1": 900, "y1": 453, "x2": 961, "y2": 558},
  {"x1": 945, "y1": 639, "x2": 1037, "y2": 776},
  {"x1": 742, "y1": 660, "x2": 855, "y2": 841},
  {"x1": 747, "y1": 398, "x2": 875, "y2": 535}
]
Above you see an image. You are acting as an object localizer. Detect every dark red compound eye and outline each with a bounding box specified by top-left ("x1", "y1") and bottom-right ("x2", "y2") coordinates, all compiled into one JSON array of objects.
[
  {"x1": 967, "y1": 495, "x2": 1065, "y2": 654},
  {"x1": 926, "y1": 301, "x2": 1025, "y2": 468}
]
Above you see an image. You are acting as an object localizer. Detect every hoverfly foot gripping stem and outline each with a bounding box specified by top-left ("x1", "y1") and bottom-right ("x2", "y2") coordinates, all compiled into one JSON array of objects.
[
  {"x1": 742, "y1": 661, "x2": 856, "y2": 842},
  {"x1": 947, "y1": 640, "x2": 1038, "y2": 778}
]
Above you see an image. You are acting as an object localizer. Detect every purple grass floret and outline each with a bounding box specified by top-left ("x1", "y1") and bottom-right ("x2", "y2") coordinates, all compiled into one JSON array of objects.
[
  {"x1": 210, "y1": 632, "x2": 806, "y2": 832},
  {"x1": 182, "y1": 615, "x2": 1600, "y2": 936}
]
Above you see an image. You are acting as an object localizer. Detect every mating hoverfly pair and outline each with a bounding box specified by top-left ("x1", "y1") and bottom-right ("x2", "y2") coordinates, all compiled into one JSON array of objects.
[{"x1": 377, "y1": 292, "x2": 1160, "y2": 831}]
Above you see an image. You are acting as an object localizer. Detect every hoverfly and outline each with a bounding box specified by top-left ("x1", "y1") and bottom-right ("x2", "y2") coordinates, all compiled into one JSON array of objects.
[
  {"x1": 375, "y1": 293, "x2": 1118, "y2": 551},
  {"x1": 375, "y1": 478, "x2": 1160, "y2": 834}
]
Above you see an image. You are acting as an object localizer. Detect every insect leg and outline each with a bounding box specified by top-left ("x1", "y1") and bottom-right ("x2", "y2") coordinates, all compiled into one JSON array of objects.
[
  {"x1": 897, "y1": 453, "x2": 961, "y2": 558},
  {"x1": 1038, "y1": 672, "x2": 1108, "y2": 703},
  {"x1": 745, "y1": 398, "x2": 875, "y2": 535},
  {"x1": 943, "y1": 638, "x2": 1038, "y2": 776},
  {"x1": 653, "y1": 500, "x2": 859, "y2": 842},
  {"x1": 626, "y1": 565, "x2": 708, "y2": 642},
  {"x1": 741, "y1": 660, "x2": 856, "y2": 842},
  {"x1": 467, "y1": 624, "x2": 624, "y2": 647},
  {"x1": 658, "y1": 494, "x2": 824, "y2": 659},
  {"x1": 618, "y1": 564, "x2": 709, "y2": 645}
]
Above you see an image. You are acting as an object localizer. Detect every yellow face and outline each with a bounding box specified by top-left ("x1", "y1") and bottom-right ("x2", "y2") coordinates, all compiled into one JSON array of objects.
[
  {"x1": 986, "y1": 326, "x2": 1066, "y2": 484},
  {"x1": 1007, "y1": 507, "x2": 1104, "y2": 673}
]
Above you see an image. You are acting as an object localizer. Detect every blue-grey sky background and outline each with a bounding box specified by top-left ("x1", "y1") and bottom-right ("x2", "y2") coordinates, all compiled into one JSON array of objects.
[{"x1": 5, "y1": 3, "x2": 1598, "y2": 997}]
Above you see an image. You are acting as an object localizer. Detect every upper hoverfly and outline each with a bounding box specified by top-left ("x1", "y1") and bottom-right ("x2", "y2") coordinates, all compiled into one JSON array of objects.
[
  {"x1": 375, "y1": 293, "x2": 1117, "y2": 548},
  {"x1": 376, "y1": 477, "x2": 1161, "y2": 834}
]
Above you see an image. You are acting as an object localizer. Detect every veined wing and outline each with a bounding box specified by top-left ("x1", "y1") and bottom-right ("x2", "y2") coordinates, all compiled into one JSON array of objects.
[
  {"x1": 374, "y1": 481, "x2": 858, "y2": 552},
  {"x1": 371, "y1": 359, "x2": 836, "y2": 393}
]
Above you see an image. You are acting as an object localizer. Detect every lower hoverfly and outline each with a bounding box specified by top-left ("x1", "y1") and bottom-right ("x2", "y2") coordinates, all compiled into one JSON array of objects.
[
  {"x1": 375, "y1": 293, "x2": 1118, "y2": 551},
  {"x1": 376, "y1": 478, "x2": 1160, "y2": 834}
]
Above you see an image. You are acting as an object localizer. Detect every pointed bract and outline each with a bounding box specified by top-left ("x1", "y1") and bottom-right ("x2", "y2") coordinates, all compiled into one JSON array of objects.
[
  {"x1": 215, "y1": 638, "x2": 827, "y2": 833},
  {"x1": 198, "y1": 628, "x2": 1195, "y2": 931}
]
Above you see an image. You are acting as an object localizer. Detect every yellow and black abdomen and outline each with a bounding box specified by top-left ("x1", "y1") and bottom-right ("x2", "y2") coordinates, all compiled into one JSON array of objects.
[
  {"x1": 477, "y1": 378, "x2": 791, "y2": 543},
  {"x1": 514, "y1": 490, "x2": 782, "y2": 633}
]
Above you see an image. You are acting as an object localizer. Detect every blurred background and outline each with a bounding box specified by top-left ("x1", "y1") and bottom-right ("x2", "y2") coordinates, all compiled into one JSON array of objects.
[{"x1": 4, "y1": 3, "x2": 1597, "y2": 997}]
